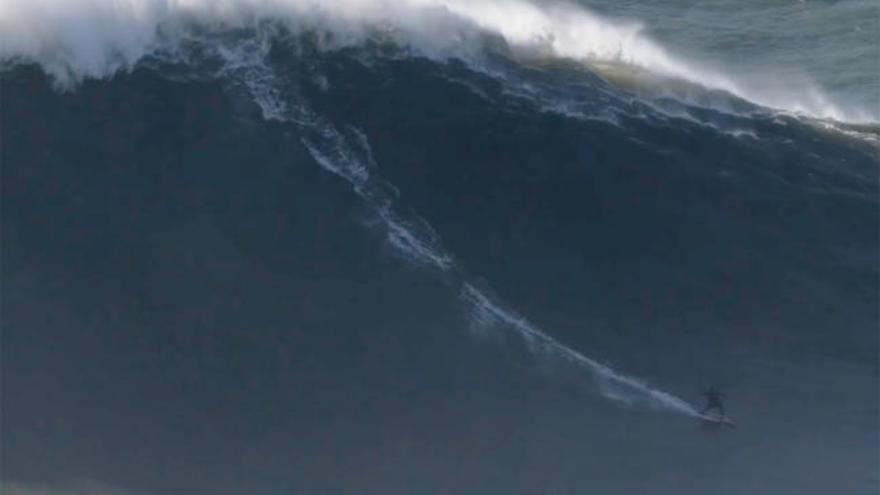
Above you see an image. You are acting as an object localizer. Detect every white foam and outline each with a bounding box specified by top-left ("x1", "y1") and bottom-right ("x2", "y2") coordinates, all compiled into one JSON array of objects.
[
  {"x1": 0, "y1": 0, "x2": 871, "y2": 122},
  {"x1": 460, "y1": 283, "x2": 701, "y2": 416},
  {"x1": 299, "y1": 116, "x2": 455, "y2": 270}
]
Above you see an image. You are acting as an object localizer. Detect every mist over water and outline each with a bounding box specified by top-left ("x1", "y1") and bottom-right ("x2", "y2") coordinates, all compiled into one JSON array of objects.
[{"x1": 2, "y1": 1, "x2": 878, "y2": 494}]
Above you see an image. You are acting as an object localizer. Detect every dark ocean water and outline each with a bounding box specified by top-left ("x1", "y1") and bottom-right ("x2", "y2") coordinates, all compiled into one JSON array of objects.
[{"x1": 2, "y1": 7, "x2": 879, "y2": 495}]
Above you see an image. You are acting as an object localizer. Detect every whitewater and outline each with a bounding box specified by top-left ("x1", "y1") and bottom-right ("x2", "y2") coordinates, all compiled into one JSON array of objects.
[{"x1": 0, "y1": 0, "x2": 875, "y2": 122}]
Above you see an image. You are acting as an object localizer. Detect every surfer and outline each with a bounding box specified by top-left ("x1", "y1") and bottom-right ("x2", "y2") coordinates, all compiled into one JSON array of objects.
[{"x1": 700, "y1": 386, "x2": 726, "y2": 417}]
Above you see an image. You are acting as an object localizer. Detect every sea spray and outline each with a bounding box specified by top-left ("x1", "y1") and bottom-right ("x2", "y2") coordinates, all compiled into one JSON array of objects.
[{"x1": 0, "y1": 0, "x2": 869, "y2": 121}]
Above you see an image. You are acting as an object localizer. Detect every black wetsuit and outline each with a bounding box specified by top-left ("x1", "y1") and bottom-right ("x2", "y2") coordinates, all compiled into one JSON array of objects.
[{"x1": 700, "y1": 389, "x2": 725, "y2": 416}]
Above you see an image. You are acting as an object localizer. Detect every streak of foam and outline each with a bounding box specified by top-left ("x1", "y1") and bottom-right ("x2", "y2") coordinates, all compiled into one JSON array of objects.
[
  {"x1": 300, "y1": 120, "x2": 454, "y2": 271},
  {"x1": 193, "y1": 33, "x2": 456, "y2": 271},
  {"x1": 206, "y1": 44, "x2": 707, "y2": 419},
  {"x1": 460, "y1": 283, "x2": 701, "y2": 417}
]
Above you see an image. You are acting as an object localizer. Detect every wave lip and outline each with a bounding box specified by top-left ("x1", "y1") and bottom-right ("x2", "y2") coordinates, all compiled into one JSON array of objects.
[{"x1": 1, "y1": 0, "x2": 873, "y2": 123}]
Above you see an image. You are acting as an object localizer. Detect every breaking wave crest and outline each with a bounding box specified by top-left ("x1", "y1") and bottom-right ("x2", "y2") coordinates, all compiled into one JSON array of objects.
[{"x1": 0, "y1": 0, "x2": 873, "y2": 122}]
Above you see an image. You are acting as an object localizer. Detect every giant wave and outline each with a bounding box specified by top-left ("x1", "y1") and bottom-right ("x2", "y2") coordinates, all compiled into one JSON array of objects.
[
  {"x1": 2, "y1": 0, "x2": 878, "y2": 420},
  {"x1": 3, "y1": 1, "x2": 879, "y2": 493}
]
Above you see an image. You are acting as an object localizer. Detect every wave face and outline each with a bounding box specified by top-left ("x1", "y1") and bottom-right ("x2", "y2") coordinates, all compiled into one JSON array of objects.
[{"x1": 2, "y1": 3, "x2": 879, "y2": 495}]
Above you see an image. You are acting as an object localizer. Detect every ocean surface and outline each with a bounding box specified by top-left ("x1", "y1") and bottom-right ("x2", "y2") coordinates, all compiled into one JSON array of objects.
[{"x1": 2, "y1": 1, "x2": 878, "y2": 494}]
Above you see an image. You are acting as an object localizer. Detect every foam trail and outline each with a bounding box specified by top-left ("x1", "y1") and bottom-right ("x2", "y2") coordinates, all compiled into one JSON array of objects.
[
  {"x1": 305, "y1": 120, "x2": 702, "y2": 416},
  {"x1": 176, "y1": 30, "x2": 456, "y2": 271},
  {"x1": 308, "y1": 128, "x2": 702, "y2": 414},
  {"x1": 0, "y1": 0, "x2": 869, "y2": 121},
  {"x1": 461, "y1": 284, "x2": 701, "y2": 416},
  {"x1": 301, "y1": 126, "x2": 455, "y2": 271},
  {"x1": 210, "y1": 47, "x2": 705, "y2": 417}
]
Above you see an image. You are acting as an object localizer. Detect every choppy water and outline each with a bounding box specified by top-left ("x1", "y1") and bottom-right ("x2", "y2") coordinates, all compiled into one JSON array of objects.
[
  {"x1": 581, "y1": 0, "x2": 880, "y2": 121},
  {"x1": 2, "y1": 1, "x2": 878, "y2": 494}
]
